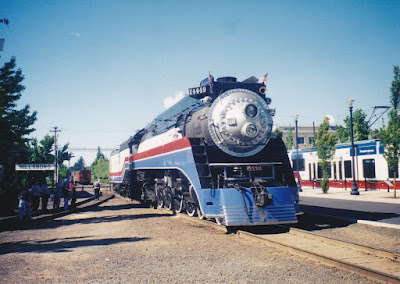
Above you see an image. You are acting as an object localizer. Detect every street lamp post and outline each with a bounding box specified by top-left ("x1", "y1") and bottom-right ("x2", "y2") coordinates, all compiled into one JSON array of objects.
[
  {"x1": 348, "y1": 98, "x2": 359, "y2": 195},
  {"x1": 294, "y1": 114, "x2": 302, "y2": 192}
]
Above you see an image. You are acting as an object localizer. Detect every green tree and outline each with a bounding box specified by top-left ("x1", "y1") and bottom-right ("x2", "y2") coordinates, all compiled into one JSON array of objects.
[
  {"x1": 90, "y1": 147, "x2": 109, "y2": 181},
  {"x1": 72, "y1": 156, "x2": 86, "y2": 171},
  {"x1": 336, "y1": 108, "x2": 370, "y2": 143},
  {"x1": 92, "y1": 158, "x2": 109, "y2": 181},
  {"x1": 316, "y1": 117, "x2": 338, "y2": 193},
  {"x1": 378, "y1": 66, "x2": 400, "y2": 178},
  {"x1": 285, "y1": 125, "x2": 294, "y2": 150},
  {"x1": 29, "y1": 135, "x2": 54, "y2": 163},
  {"x1": 0, "y1": 57, "x2": 37, "y2": 213},
  {"x1": 273, "y1": 127, "x2": 283, "y2": 139},
  {"x1": 26, "y1": 135, "x2": 73, "y2": 182}
]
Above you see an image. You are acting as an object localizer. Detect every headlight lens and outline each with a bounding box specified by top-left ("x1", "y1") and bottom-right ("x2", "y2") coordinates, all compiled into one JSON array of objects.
[
  {"x1": 246, "y1": 124, "x2": 258, "y2": 137},
  {"x1": 245, "y1": 104, "x2": 258, "y2": 118}
]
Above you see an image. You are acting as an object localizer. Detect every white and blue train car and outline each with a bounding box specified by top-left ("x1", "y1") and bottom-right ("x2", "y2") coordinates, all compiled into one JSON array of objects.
[
  {"x1": 110, "y1": 75, "x2": 301, "y2": 226},
  {"x1": 289, "y1": 140, "x2": 398, "y2": 190}
]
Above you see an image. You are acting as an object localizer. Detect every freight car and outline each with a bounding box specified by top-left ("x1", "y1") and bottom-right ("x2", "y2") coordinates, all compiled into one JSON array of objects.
[
  {"x1": 72, "y1": 170, "x2": 92, "y2": 185},
  {"x1": 110, "y1": 74, "x2": 301, "y2": 226}
]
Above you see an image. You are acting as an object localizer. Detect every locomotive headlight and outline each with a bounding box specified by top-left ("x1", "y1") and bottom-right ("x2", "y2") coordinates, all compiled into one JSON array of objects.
[
  {"x1": 245, "y1": 104, "x2": 258, "y2": 118},
  {"x1": 244, "y1": 123, "x2": 258, "y2": 137}
]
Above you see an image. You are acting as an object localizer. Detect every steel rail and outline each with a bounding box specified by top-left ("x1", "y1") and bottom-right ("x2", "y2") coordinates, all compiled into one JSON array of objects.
[
  {"x1": 116, "y1": 193, "x2": 400, "y2": 283},
  {"x1": 236, "y1": 229, "x2": 400, "y2": 284}
]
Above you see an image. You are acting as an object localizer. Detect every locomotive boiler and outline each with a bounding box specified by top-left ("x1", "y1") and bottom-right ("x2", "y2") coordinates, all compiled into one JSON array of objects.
[{"x1": 109, "y1": 75, "x2": 300, "y2": 226}]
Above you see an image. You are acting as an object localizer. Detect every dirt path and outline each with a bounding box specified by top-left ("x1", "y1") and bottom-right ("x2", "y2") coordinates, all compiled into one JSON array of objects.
[{"x1": 0, "y1": 192, "x2": 378, "y2": 283}]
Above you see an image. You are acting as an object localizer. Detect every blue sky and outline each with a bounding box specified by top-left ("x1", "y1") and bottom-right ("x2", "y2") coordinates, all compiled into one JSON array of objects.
[{"x1": 1, "y1": 0, "x2": 399, "y2": 165}]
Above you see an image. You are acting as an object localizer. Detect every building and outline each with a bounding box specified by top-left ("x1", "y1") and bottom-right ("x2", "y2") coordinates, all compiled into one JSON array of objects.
[{"x1": 276, "y1": 125, "x2": 337, "y2": 149}]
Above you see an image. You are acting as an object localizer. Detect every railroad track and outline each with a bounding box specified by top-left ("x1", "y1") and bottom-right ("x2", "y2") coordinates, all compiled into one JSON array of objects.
[
  {"x1": 117, "y1": 193, "x2": 400, "y2": 283},
  {"x1": 171, "y1": 211, "x2": 400, "y2": 283},
  {"x1": 237, "y1": 227, "x2": 400, "y2": 283}
]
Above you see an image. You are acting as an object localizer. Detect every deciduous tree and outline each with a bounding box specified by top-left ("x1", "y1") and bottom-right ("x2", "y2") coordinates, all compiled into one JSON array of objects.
[
  {"x1": 90, "y1": 147, "x2": 109, "y2": 181},
  {"x1": 316, "y1": 117, "x2": 338, "y2": 193},
  {"x1": 336, "y1": 109, "x2": 369, "y2": 143},
  {"x1": 378, "y1": 66, "x2": 400, "y2": 178},
  {"x1": 285, "y1": 125, "x2": 294, "y2": 150}
]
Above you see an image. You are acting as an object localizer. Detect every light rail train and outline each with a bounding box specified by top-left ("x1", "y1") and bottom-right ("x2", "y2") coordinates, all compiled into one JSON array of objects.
[
  {"x1": 289, "y1": 139, "x2": 398, "y2": 190},
  {"x1": 109, "y1": 74, "x2": 301, "y2": 226}
]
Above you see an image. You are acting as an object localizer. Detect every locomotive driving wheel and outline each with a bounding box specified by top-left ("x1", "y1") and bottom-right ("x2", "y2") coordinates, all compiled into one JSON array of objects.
[
  {"x1": 156, "y1": 190, "x2": 164, "y2": 209},
  {"x1": 185, "y1": 200, "x2": 197, "y2": 217},
  {"x1": 164, "y1": 188, "x2": 173, "y2": 210},
  {"x1": 197, "y1": 206, "x2": 205, "y2": 220},
  {"x1": 174, "y1": 197, "x2": 184, "y2": 213}
]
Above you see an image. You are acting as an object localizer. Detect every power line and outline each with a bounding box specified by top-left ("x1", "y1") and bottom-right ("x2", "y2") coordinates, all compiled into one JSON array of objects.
[{"x1": 69, "y1": 148, "x2": 116, "y2": 151}]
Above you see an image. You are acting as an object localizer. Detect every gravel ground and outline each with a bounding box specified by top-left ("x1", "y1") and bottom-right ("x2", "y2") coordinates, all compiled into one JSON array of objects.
[
  {"x1": 318, "y1": 223, "x2": 400, "y2": 252},
  {"x1": 0, "y1": 191, "x2": 382, "y2": 283}
]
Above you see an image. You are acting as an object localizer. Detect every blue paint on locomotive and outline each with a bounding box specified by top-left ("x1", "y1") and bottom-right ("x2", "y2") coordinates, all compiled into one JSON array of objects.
[
  {"x1": 112, "y1": 146, "x2": 298, "y2": 225},
  {"x1": 218, "y1": 187, "x2": 297, "y2": 226}
]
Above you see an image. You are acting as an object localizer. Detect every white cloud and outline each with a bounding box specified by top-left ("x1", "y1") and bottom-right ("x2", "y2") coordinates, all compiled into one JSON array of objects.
[
  {"x1": 69, "y1": 32, "x2": 80, "y2": 37},
  {"x1": 163, "y1": 91, "x2": 185, "y2": 109}
]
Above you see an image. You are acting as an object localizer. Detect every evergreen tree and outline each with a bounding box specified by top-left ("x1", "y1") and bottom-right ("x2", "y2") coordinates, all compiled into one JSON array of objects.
[
  {"x1": 72, "y1": 156, "x2": 86, "y2": 171},
  {"x1": 0, "y1": 57, "x2": 37, "y2": 213},
  {"x1": 316, "y1": 117, "x2": 338, "y2": 193},
  {"x1": 378, "y1": 66, "x2": 400, "y2": 177}
]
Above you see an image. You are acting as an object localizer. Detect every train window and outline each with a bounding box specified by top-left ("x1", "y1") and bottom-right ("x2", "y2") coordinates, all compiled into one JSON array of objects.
[
  {"x1": 317, "y1": 163, "x2": 322, "y2": 179},
  {"x1": 313, "y1": 163, "x2": 316, "y2": 180},
  {"x1": 297, "y1": 137, "x2": 304, "y2": 144},
  {"x1": 344, "y1": 160, "x2": 352, "y2": 178},
  {"x1": 363, "y1": 159, "x2": 376, "y2": 179},
  {"x1": 292, "y1": 158, "x2": 305, "y2": 171},
  {"x1": 333, "y1": 162, "x2": 337, "y2": 181},
  {"x1": 317, "y1": 162, "x2": 331, "y2": 179},
  {"x1": 339, "y1": 161, "x2": 343, "y2": 181},
  {"x1": 389, "y1": 167, "x2": 399, "y2": 179},
  {"x1": 308, "y1": 163, "x2": 312, "y2": 181}
]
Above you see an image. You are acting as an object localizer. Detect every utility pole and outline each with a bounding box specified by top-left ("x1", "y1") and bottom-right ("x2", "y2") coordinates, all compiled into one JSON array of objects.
[{"x1": 50, "y1": 127, "x2": 61, "y2": 185}]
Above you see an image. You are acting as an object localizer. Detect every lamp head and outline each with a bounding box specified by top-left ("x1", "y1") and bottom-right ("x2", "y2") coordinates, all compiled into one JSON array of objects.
[{"x1": 347, "y1": 97, "x2": 354, "y2": 108}]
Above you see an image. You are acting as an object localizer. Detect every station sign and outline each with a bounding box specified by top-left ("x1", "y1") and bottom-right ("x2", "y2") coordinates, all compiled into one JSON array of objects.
[
  {"x1": 350, "y1": 145, "x2": 376, "y2": 156},
  {"x1": 15, "y1": 164, "x2": 56, "y2": 171}
]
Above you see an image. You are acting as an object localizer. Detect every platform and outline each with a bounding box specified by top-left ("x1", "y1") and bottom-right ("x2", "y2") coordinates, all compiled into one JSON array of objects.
[{"x1": 299, "y1": 186, "x2": 400, "y2": 229}]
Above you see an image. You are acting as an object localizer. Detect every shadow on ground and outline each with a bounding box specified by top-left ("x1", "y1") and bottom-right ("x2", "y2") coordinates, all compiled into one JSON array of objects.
[
  {"x1": 300, "y1": 205, "x2": 400, "y2": 221},
  {"x1": 0, "y1": 236, "x2": 149, "y2": 255}
]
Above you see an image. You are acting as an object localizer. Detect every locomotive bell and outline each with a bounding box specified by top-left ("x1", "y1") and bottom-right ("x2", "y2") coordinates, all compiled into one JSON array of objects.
[{"x1": 208, "y1": 88, "x2": 273, "y2": 157}]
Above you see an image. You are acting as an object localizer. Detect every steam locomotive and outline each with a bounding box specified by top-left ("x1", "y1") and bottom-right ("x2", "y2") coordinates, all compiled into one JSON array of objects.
[{"x1": 109, "y1": 75, "x2": 300, "y2": 226}]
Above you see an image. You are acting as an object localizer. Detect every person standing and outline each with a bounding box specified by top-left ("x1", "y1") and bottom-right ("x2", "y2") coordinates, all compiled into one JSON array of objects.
[
  {"x1": 93, "y1": 178, "x2": 101, "y2": 200},
  {"x1": 62, "y1": 179, "x2": 70, "y2": 210},
  {"x1": 30, "y1": 182, "x2": 41, "y2": 212},
  {"x1": 18, "y1": 188, "x2": 32, "y2": 221},
  {"x1": 41, "y1": 182, "x2": 50, "y2": 212},
  {"x1": 54, "y1": 179, "x2": 62, "y2": 212},
  {"x1": 69, "y1": 179, "x2": 77, "y2": 208}
]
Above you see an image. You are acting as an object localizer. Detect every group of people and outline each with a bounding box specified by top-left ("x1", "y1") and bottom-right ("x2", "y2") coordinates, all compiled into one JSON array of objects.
[{"x1": 18, "y1": 178, "x2": 78, "y2": 221}]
